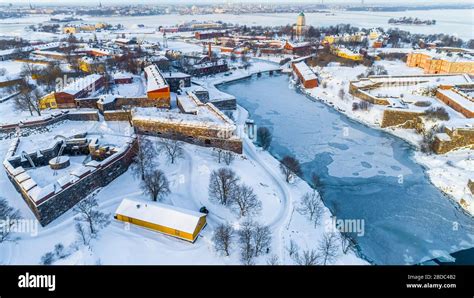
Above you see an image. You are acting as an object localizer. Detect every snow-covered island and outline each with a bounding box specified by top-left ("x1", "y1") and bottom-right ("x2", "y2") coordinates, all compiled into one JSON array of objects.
[{"x1": 0, "y1": 7, "x2": 473, "y2": 267}]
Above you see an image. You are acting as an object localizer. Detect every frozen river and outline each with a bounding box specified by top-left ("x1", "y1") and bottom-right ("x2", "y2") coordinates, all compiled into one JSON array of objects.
[
  {"x1": 218, "y1": 74, "x2": 474, "y2": 265},
  {"x1": 0, "y1": 9, "x2": 473, "y2": 40}
]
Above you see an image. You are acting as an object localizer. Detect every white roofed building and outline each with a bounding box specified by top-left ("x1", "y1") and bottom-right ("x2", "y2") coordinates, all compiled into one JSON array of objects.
[
  {"x1": 114, "y1": 198, "x2": 207, "y2": 242},
  {"x1": 143, "y1": 64, "x2": 171, "y2": 108}
]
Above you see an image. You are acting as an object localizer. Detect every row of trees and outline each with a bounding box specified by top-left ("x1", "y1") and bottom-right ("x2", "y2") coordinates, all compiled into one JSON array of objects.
[
  {"x1": 209, "y1": 168, "x2": 262, "y2": 217},
  {"x1": 287, "y1": 232, "x2": 340, "y2": 265},
  {"x1": 213, "y1": 219, "x2": 272, "y2": 265},
  {"x1": 131, "y1": 136, "x2": 185, "y2": 202}
]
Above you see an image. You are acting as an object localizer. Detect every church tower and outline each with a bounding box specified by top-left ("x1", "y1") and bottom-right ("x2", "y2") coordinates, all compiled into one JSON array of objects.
[{"x1": 295, "y1": 12, "x2": 306, "y2": 41}]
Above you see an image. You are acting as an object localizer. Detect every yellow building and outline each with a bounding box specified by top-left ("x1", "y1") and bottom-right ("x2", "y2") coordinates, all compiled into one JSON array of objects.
[
  {"x1": 63, "y1": 26, "x2": 76, "y2": 34},
  {"x1": 324, "y1": 33, "x2": 365, "y2": 45},
  {"x1": 114, "y1": 198, "x2": 207, "y2": 243},
  {"x1": 95, "y1": 23, "x2": 107, "y2": 29},
  {"x1": 369, "y1": 30, "x2": 380, "y2": 40},
  {"x1": 323, "y1": 35, "x2": 337, "y2": 44},
  {"x1": 79, "y1": 57, "x2": 106, "y2": 73},
  {"x1": 80, "y1": 24, "x2": 96, "y2": 32},
  {"x1": 407, "y1": 51, "x2": 474, "y2": 75},
  {"x1": 39, "y1": 92, "x2": 57, "y2": 109},
  {"x1": 333, "y1": 47, "x2": 364, "y2": 61}
]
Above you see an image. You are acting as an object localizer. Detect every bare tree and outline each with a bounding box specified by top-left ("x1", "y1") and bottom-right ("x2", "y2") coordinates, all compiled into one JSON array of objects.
[
  {"x1": 75, "y1": 222, "x2": 91, "y2": 246},
  {"x1": 286, "y1": 239, "x2": 299, "y2": 257},
  {"x1": 208, "y1": 168, "x2": 239, "y2": 206},
  {"x1": 279, "y1": 155, "x2": 302, "y2": 183},
  {"x1": 340, "y1": 232, "x2": 356, "y2": 254},
  {"x1": 294, "y1": 249, "x2": 321, "y2": 265},
  {"x1": 257, "y1": 127, "x2": 272, "y2": 150},
  {"x1": 223, "y1": 150, "x2": 235, "y2": 166},
  {"x1": 132, "y1": 136, "x2": 157, "y2": 181},
  {"x1": 298, "y1": 191, "x2": 324, "y2": 227},
  {"x1": 237, "y1": 219, "x2": 272, "y2": 264},
  {"x1": 0, "y1": 198, "x2": 21, "y2": 243},
  {"x1": 212, "y1": 223, "x2": 234, "y2": 256},
  {"x1": 231, "y1": 184, "x2": 261, "y2": 217},
  {"x1": 13, "y1": 80, "x2": 42, "y2": 116},
  {"x1": 266, "y1": 254, "x2": 280, "y2": 265},
  {"x1": 19, "y1": 63, "x2": 41, "y2": 79},
  {"x1": 40, "y1": 252, "x2": 55, "y2": 265},
  {"x1": 141, "y1": 169, "x2": 170, "y2": 201},
  {"x1": 338, "y1": 88, "x2": 346, "y2": 101},
  {"x1": 160, "y1": 136, "x2": 184, "y2": 164},
  {"x1": 214, "y1": 148, "x2": 234, "y2": 165},
  {"x1": 318, "y1": 233, "x2": 339, "y2": 265},
  {"x1": 213, "y1": 148, "x2": 224, "y2": 164},
  {"x1": 36, "y1": 62, "x2": 63, "y2": 92},
  {"x1": 73, "y1": 194, "x2": 110, "y2": 238},
  {"x1": 238, "y1": 220, "x2": 255, "y2": 265},
  {"x1": 252, "y1": 223, "x2": 272, "y2": 257}
]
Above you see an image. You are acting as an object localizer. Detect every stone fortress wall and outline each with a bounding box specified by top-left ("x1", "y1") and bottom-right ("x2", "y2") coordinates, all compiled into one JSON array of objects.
[{"x1": 3, "y1": 134, "x2": 137, "y2": 226}]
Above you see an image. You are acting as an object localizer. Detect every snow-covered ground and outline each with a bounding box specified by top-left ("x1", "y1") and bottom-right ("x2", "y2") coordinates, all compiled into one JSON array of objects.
[{"x1": 0, "y1": 97, "x2": 366, "y2": 265}]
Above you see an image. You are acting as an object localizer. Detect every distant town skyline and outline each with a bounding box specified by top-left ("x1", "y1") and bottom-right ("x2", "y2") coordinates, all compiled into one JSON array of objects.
[{"x1": 3, "y1": 0, "x2": 474, "y2": 6}]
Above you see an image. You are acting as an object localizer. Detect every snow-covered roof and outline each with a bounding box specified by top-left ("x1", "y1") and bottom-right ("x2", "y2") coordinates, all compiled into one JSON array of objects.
[
  {"x1": 437, "y1": 89, "x2": 474, "y2": 113},
  {"x1": 163, "y1": 71, "x2": 191, "y2": 79},
  {"x1": 336, "y1": 47, "x2": 361, "y2": 56},
  {"x1": 98, "y1": 94, "x2": 116, "y2": 104},
  {"x1": 86, "y1": 47, "x2": 111, "y2": 55},
  {"x1": 20, "y1": 178, "x2": 37, "y2": 192},
  {"x1": 435, "y1": 133, "x2": 452, "y2": 142},
  {"x1": 177, "y1": 95, "x2": 198, "y2": 114},
  {"x1": 61, "y1": 74, "x2": 103, "y2": 95},
  {"x1": 28, "y1": 184, "x2": 56, "y2": 203},
  {"x1": 192, "y1": 59, "x2": 226, "y2": 70},
  {"x1": 32, "y1": 50, "x2": 67, "y2": 57},
  {"x1": 286, "y1": 41, "x2": 310, "y2": 48},
  {"x1": 132, "y1": 104, "x2": 235, "y2": 131},
  {"x1": 70, "y1": 166, "x2": 91, "y2": 178},
  {"x1": 112, "y1": 72, "x2": 133, "y2": 80},
  {"x1": 411, "y1": 49, "x2": 474, "y2": 63},
  {"x1": 293, "y1": 61, "x2": 317, "y2": 81},
  {"x1": 144, "y1": 64, "x2": 168, "y2": 92},
  {"x1": 115, "y1": 198, "x2": 206, "y2": 234},
  {"x1": 15, "y1": 172, "x2": 31, "y2": 183},
  {"x1": 114, "y1": 38, "x2": 132, "y2": 44},
  {"x1": 0, "y1": 42, "x2": 65, "y2": 56}
]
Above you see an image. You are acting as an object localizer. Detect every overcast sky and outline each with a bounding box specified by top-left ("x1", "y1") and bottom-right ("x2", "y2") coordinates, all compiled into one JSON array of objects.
[{"x1": 2, "y1": 0, "x2": 473, "y2": 6}]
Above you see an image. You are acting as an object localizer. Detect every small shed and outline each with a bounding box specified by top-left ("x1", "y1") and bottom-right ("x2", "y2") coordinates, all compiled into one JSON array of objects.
[
  {"x1": 113, "y1": 72, "x2": 133, "y2": 84},
  {"x1": 114, "y1": 198, "x2": 207, "y2": 242}
]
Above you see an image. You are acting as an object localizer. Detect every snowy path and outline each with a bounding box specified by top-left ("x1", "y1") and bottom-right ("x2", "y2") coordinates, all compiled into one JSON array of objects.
[{"x1": 236, "y1": 105, "x2": 293, "y2": 260}]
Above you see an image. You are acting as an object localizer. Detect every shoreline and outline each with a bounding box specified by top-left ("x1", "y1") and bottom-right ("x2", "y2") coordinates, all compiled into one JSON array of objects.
[
  {"x1": 212, "y1": 65, "x2": 472, "y2": 262},
  {"x1": 202, "y1": 62, "x2": 371, "y2": 264},
  {"x1": 211, "y1": 66, "x2": 376, "y2": 264},
  {"x1": 291, "y1": 77, "x2": 473, "y2": 218}
]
